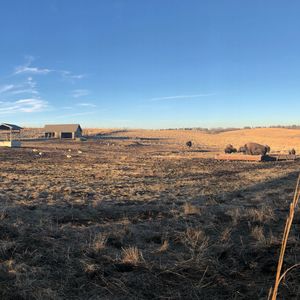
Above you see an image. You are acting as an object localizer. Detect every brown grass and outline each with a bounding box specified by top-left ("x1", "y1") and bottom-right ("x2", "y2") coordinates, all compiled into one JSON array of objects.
[
  {"x1": 183, "y1": 202, "x2": 201, "y2": 215},
  {"x1": 251, "y1": 226, "x2": 266, "y2": 244},
  {"x1": 91, "y1": 233, "x2": 107, "y2": 252},
  {"x1": 246, "y1": 206, "x2": 276, "y2": 223},
  {"x1": 121, "y1": 247, "x2": 144, "y2": 265},
  {"x1": 158, "y1": 240, "x2": 169, "y2": 252},
  {"x1": 102, "y1": 127, "x2": 300, "y2": 153},
  {"x1": 0, "y1": 129, "x2": 299, "y2": 298}
]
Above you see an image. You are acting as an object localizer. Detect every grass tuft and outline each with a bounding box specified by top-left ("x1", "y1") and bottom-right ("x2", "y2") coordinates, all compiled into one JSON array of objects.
[
  {"x1": 183, "y1": 202, "x2": 201, "y2": 215},
  {"x1": 251, "y1": 226, "x2": 266, "y2": 245},
  {"x1": 121, "y1": 247, "x2": 144, "y2": 265},
  {"x1": 159, "y1": 240, "x2": 169, "y2": 252}
]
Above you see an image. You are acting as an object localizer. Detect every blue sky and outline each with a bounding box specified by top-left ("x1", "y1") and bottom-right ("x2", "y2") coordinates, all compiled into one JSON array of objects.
[{"x1": 1, "y1": 0, "x2": 300, "y2": 128}]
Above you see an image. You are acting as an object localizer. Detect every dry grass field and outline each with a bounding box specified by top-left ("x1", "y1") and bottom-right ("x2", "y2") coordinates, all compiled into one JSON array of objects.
[
  {"x1": 1, "y1": 128, "x2": 300, "y2": 299},
  {"x1": 109, "y1": 127, "x2": 300, "y2": 153}
]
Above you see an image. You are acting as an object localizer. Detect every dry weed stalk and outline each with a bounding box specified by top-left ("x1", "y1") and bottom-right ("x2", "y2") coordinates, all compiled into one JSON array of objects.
[{"x1": 270, "y1": 174, "x2": 300, "y2": 300}]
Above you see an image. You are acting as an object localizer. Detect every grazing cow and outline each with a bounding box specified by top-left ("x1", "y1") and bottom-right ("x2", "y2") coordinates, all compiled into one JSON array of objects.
[
  {"x1": 289, "y1": 148, "x2": 296, "y2": 155},
  {"x1": 186, "y1": 141, "x2": 192, "y2": 148},
  {"x1": 224, "y1": 144, "x2": 237, "y2": 154},
  {"x1": 240, "y1": 142, "x2": 270, "y2": 155}
]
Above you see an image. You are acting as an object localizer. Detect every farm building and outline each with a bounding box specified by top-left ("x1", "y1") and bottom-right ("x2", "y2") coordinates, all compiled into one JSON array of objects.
[
  {"x1": 0, "y1": 123, "x2": 22, "y2": 147},
  {"x1": 44, "y1": 124, "x2": 82, "y2": 139}
]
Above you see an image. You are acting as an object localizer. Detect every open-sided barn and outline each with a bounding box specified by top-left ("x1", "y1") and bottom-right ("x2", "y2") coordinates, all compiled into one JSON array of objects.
[
  {"x1": 0, "y1": 123, "x2": 22, "y2": 147},
  {"x1": 44, "y1": 124, "x2": 82, "y2": 139}
]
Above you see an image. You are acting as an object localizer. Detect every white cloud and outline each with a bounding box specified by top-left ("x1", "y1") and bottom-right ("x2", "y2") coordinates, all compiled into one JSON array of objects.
[
  {"x1": 76, "y1": 102, "x2": 96, "y2": 107},
  {"x1": 150, "y1": 93, "x2": 216, "y2": 101},
  {"x1": 11, "y1": 89, "x2": 39, "y2": 95},
  {"x1": 15, "y1": 66, "x2": 52, "y2": 75},
  {"x1": 15, "y1": 57, "x2": 52, "y2": 75},
  {"x1": 11, "y1": 77, "x2": 39, "y2": 95},
  {"x1": 16, "y1": 99, "x2": 48, "y2": 112},
  {"x1": 2, "y1": 77, "x2": 39, "y2": 96},
  {"x1": 0, "y1": 85, "x2": 15, "y2": 94},
  {"x1": 27, "y1": 77, "x2": 37, "y2": 88},
  {"x1": 61, "y1": 71, "x2": 86, "y2": 81},
  {"x1": 0, "y1": 56, "x2": 87, "y2": 116},
  {"x1": 0, "y1": 98, "x2": 48, "y2": 114},
  {"x1": 14, "y1": 57, "x2": 85, "y2": 81},
  {"x1": 72, "y1": 89, "x2": 90, "y2": 98}
]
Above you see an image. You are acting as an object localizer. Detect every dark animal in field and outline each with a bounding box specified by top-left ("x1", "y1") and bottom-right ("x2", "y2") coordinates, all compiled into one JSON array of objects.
[
  {"x1": 289, "y1": 148, "x2": 296, "y2": 155},
  {"x1": 239, "y1": 142, "x2": 271, "y2": 155},
  {"x1": 186, "y1": 141, "x2": 192, "y2": 147},
  {"x1": 238, "y1": 146, "x2": 247, "y2": 153},
  {"x1": 224, "y1": 144, "x2": 237, "y2": 154}
]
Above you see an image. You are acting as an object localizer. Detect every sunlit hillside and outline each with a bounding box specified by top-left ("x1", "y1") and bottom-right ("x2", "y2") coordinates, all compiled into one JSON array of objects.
[{"x1": 106, "y1": 128, "x2": 300, "y2": 153}]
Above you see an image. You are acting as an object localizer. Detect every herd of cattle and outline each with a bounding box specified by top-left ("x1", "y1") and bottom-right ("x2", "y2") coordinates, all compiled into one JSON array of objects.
[
  {"x1": 185, "y1": 141, "x2": 296, "y2": 156},
  {"x1": 224, "y1": 142, "x2": 270, "y2": 155},
  {"x1": 224, "y1": 142, "x2": 296, "y2": 156}
]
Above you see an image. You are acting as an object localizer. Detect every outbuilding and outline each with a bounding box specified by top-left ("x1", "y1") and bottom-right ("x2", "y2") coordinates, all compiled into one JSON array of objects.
[
  {"x1": 0, "y1": 123, "x2": 22, "y2": 147},
  {"x1": 44, "y1": 124, "x2": 82, "y2": 139}
]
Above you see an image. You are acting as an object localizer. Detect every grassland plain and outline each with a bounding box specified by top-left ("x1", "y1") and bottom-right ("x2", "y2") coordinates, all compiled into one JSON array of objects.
[
  {"x1": 108, "y1": 127, "x2": 300, "y2": 153},
  {"x1": 0, "y1": 128, "x2": 300, "y2": 299}
]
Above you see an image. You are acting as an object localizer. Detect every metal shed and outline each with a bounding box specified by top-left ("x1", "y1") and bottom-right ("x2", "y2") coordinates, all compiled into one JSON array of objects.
[
  {"x1": 0, "y1": 123, "x2": 23, "y2": 147},
  {"x1": 44, "y1": 124, "x2": 82, "y2": 139}
]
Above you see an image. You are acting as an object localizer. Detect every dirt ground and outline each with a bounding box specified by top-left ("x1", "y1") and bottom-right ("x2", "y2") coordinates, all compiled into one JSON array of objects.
[{"x1": 0, "y1": 131, "x2": 300, "y2": 299}]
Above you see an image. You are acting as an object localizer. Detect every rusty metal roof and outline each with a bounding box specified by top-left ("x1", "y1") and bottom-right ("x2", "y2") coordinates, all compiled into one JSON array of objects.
[{"x1": 44, "y1": 124, "x2": 82, "y2": 132}]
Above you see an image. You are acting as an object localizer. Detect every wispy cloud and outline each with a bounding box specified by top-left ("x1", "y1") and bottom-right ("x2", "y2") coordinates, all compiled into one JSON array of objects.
[
  {"x1": 1, "y1": 77, "x2": 39, "y2": 96},
  {"x1": 150, "y1": 93, "x2": 216, "y2": 101},
  {"x1": 1, "y1": 68, "x2": 48, "y2": 114},
  {"x1": 0, "y1": 98, "x2": 48, "y2": 114},
  {"x1": 0, "y1": 84, "x2": 15, "y2": 94},
  {"x1": 62, "y1": 71, "x2": 85, "y2": 81},
  {"x1": 76, "y1": 102, "x2": 96, "y2": 107},
  {"x1": 15, "y1": 65, "x2": 52, "y2": 75},
  {"x1": 16, "y1": 99, "x2": 48, "y2": 112},
  {"x1": 15, "y1": 56, "x2": 52, "y2": 75},
  {"x1": 0, "y1": 56, "x2": 87, "y2": 116},
  {"x1": 11, "y1": 89, "x2": 39, "y2": 95},
  {"x1": 72, "y1": 89, "x2": 90, "y2": 98},
  {"x1": 17, "y1": 77, "x2": 38, "y2": 95},
  {"x1": 14, "y1": 56, "x2": 85, "y2": 81}
]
